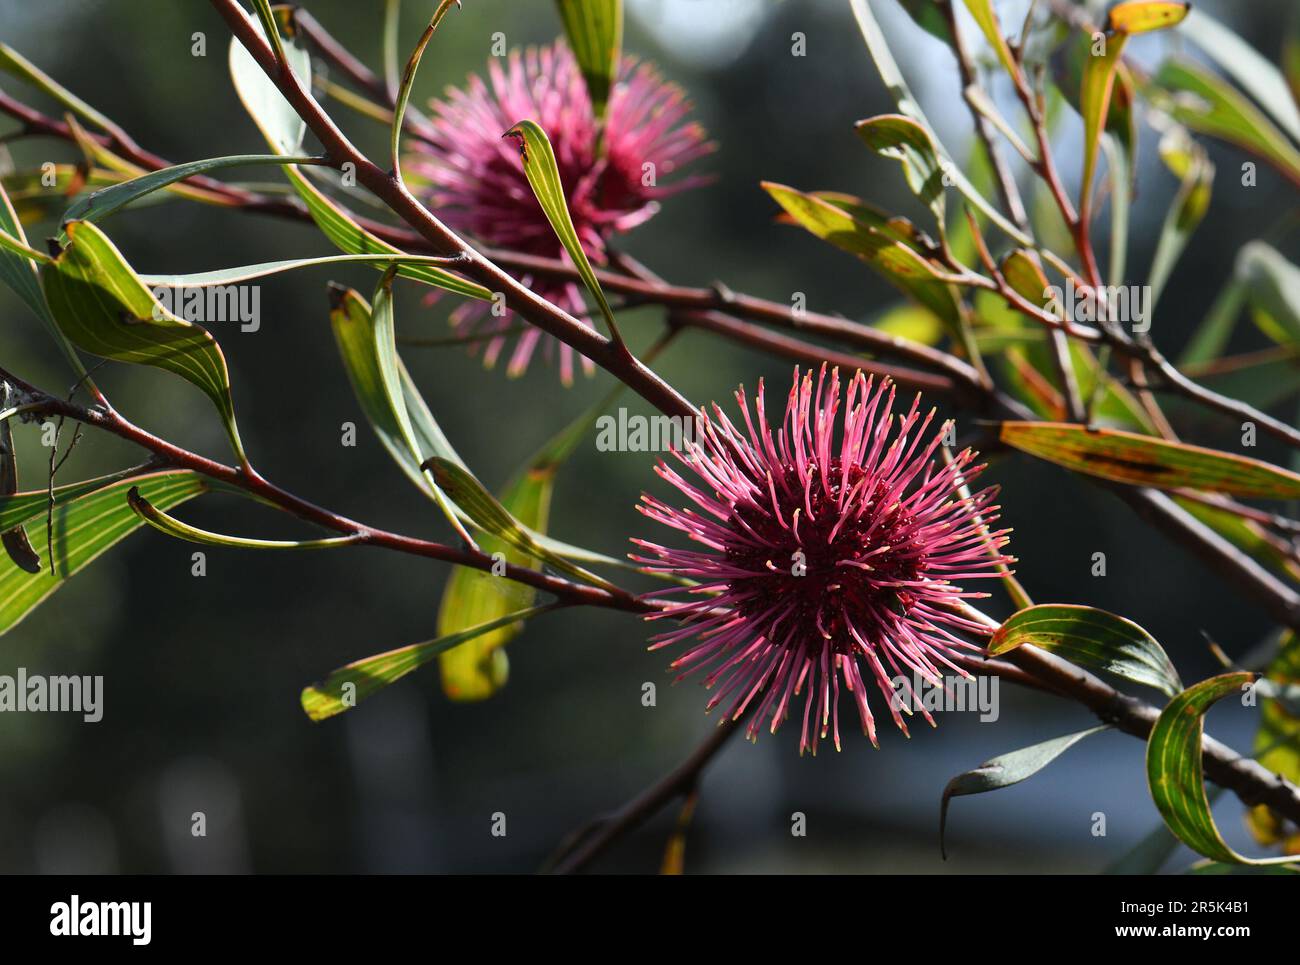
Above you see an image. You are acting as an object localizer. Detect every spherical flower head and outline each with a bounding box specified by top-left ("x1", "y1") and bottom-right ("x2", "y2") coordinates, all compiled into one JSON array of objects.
[
  {"x1": 405, "y1": 41, "x2": 713, "y2": 384},
  {"x1": 633, "y1": 366, "x2": 1013, "y2": 754}
]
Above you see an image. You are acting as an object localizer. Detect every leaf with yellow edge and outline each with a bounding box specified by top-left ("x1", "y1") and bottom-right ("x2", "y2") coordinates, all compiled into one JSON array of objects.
[
  {"x1": 504, "y1": 120, "x2": 622, "y2": 345},
  {"x1": 41, "y1": 220, "x2": 247, "y2": 463},
  {"x1": 1107, "y1": 1, "x2": 1190, "y2": 36},
  {"x1": 1147, "y1": 672, "x2": 1299, "y2": 867},
  {"x1": 999, "y1": 421, "x2": 1300, "y2": 499},
  {"x1": 301, "y1": 604, "x2": 556, "y2": 721}
]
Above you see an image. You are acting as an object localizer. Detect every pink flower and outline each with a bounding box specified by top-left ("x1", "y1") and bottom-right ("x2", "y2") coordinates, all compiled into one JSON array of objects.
[
  {"x1": 633, "y1": 367, "x2": 1012, "y2": 754},
  {"x1": 406, "y1": 42, "x2": 712, "y2": 383}
]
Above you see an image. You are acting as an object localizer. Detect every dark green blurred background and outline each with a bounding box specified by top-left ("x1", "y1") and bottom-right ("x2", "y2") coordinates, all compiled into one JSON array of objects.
[{"x1": 0, "y1": 0, "x2": 1296, "y2": 873}]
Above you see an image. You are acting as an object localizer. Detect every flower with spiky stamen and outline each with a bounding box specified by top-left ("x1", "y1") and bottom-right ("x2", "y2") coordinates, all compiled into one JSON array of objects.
[
  {"x1": 632, "y1": 366, "x2": 1013, "y2": 754},
  {"x1": 404, "y1": 41, "x2": 713, "y2": 384}
]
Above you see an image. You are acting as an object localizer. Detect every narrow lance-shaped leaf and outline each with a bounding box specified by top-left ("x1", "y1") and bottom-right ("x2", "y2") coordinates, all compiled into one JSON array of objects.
[
  {"x1": 961, "y1": 0, "x2": 1018, "y2": 79},
  {"x1": 226, "y1": 10, "x2": 489, "y2": 301},
  {"x1": 989, "y1": 604, "x2": 1183, "y2": 697},
  {"x1": 1245, "y1": 632, "x2": 1300, "y2": 850},
  {"x1": 436, "y1": 376, "x2": 629, "y2": 700},
  {"x1": 41, "y1": 220, "x2": 248, "y2": 463},
  {"x1": 423, "y1": 456, "x2": 616, "y2": 591},
  {"x1": 127, "y1": 487, "x2": 363, "y2": 550},
  {"x1": 1147, "y1": 672, "x2": 1300, "y2": 866},
  {"x1": 0, "y1": 472, "x2": 207, "y2": 636},
  {"x1": 856, "y1": 114, "x2": 947, "y2": 225},
  {"x1": 293, "y1": 165, "x2": 488, "y2": 298},
  {"x1": 1148, "y1": 60, "x2": 1300, "y2": 187},
  {"x1": 555, "y1": 0, "x2": 623, "y2": 118},
  {"x1": 941, "y1": 726, "x2": 1110, "y2": 858},
  {"x1": 228, "y1": 3, "x2": 309, "y2": 154},
  {"x1": 0, "y1": 176, "x2": 94, "y2": 388},
  {"x1": 140, "y1": 252, "x2": 472, "y2": 289},
  {"x1": 847, "y1": 0, "x2": 1031, "y2": 245},
  {"x1": 327, "y1": 283, "x2": 472, "y2": 544},
  {"x1": 301, "y1": 604, "x2": 556, "y2": 721},
  {"x1": 1148, "y1": 128, "x2": 1214, "y2": 310},
  {"x1": 391, "y1": 0, "x2": 460, "y2": 178},
  {"x1": 1178, "y1": 7, "x2": 1300, "y2": 145},
  {"x1": 999, "y1": 421, "x2": 1300, "y2": 500},
  {"x1": 60, "y1": 153, "x2": 324, "y2": 232},
  {"x1": 1079, "y1": 31, "x2": 1129, "y2": 219},
  {"x1": 1236, "y1": 242, "x2": 1300, "y2": 346},
  {"x1": 762, "y1": 182, "x2": 962, "y2": 333},
  {"x1": 503, "y1": 120, "x2": 624, "y2": 345}
]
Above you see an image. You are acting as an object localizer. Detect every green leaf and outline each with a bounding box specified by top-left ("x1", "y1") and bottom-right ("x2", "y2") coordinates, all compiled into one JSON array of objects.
[
  {"x1": 855, "y1": 114, "x2": 948, "y2": 225},
  {"x1": 140, "y1": 252, "x2": 472, "y2": 288},
  {"x1": 1080, "y1": 31, "x2": 1129, "y2": 218},
  {"x1": 961, "y1": 0, "x2": 1018, "y2": 79},
  {"x1": 0, "y1": 468, "x2": 154, "y2": 531},
  {"x1": 423, "y1": 457, "x2": 614, "y2": 591},
  {"x1": 1148, "y1": 59, "x2": 1300, "y2": 186},
  {"x1": 1148, "y1": 128, "x2": 1214, "y2": 310},
  {"x1": 434, "y1": 378, "x2": 623, "y2": 700},
  {"x1": 127, "y1": 486, "x2": 361, "y2": 550},
  {"x1": 847, "y1": 0, "x2": 1031, "y2": 245},
  {"x1": 61, "y1": 154, "x2": 322, "y2": 232},
  {"x1": 0, "y1": 43, "x2": 124, "y2": 136},
  {"x1": 762, "y1": 181, "x2": 962, "y2": 331},
  {"x1": 1179, "y1": 277, "x2": 1247, "y2": 366},
  {"x1": 1147, "y1": 671, "x2": 1300, "y2": 866},
  {"x1": 1179, "y1": 8, "x2": 1300, "y2": 145},
  {"x1": 555, "y1": 0, "x2": 623, "y2": 118},
  {"x1": 1173, "y1": 494, "x2": 1300, "y2": 584},
  {"x1": 285, "y1": 166, "x2": 489, "y2": 300},
  {"x1": 989, "y1": 604, "x2": 1182, "y2": 697},
  {"x1": 41, "y1": 220, "x2": 247, "y2": 463},
  {"x1": 999, "y1": 421, "x2": 1300, "y2": 499},
  {"x1": 300, "y1": 604, "x2": 555, "y2": 721},
  {"x1": 941, "y1": 726, "x2": 1110, "y2": 858},
  {"x1": 327, "y1": 283, "x2": 471, "y2": 542},
  {"x1": 1236, "y1": 241, "x2": 1300, "y2": 345},
  {"x1": 503, "y1": 119, "x2": 622, "y2": 343},
  {"x1": 0, "y1": 176, "x2": 93, "y2": 386},
  {"x1": 391, "y1": 1, "x2": 460, "y2": 176},
  {"x1": 0, "y1": 471, "x2": 207, "y2": 635},
  {"x1": 226, "y1": 10, "x2": 488, "y2": 302},
  {"x1": 228, "y1": 4, "x2": 311, "y2": 154}
]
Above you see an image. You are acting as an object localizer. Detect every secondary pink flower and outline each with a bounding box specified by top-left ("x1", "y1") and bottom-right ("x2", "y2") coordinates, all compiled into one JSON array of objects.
[
  {"x1": 405, "y1": 42, "x2": 712, "y2": 384},
  {"x1": 633, "y1": 366, "x2": 1012, "y2": 754}
]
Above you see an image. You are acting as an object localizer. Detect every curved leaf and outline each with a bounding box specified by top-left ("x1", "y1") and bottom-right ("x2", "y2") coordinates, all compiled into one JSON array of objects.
[
  {"x1": 127, "y1": 486, "x2": 361, "y2": 550},
  {"x1": 989, "y1": 603, "x2": 1182, "y2": 696},
  {"x1": 1147, "y1": 671, "x2": 1300, "y2": 866},
  {"x1": 941, "y1": 726, "x2": 1110, "y2": 858},
  {"x1": 503, "y1": 119, "x2": 621, "y2": 343},
  {"x1": 41, "y1": 220, "x2": 247, "y2": 462},
  {"x1": 1107, "y1": 1, "x2": 1189, "y2": 35},
  {"x1": 300, "y1": 604, "x2": 554, "y2": 721}
]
